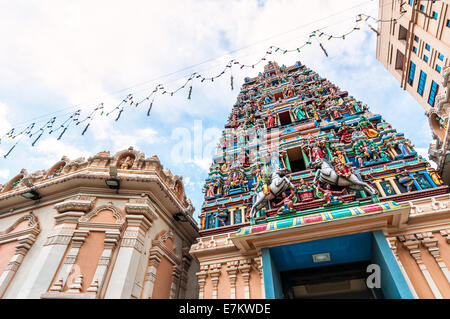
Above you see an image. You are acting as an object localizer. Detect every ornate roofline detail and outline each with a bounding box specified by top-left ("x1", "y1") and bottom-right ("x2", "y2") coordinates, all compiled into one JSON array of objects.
[
  {"x1": 125, "y1": 198, "x2": 158, "y2": 222},
  {"x1": 0, "y1": 211, "x2": 40, "y2": 236},
  {"x1": 54, "y1": 196, "x2": 96, "y2": 213},
  {"x1": 79, "y1": 202, "x2": 125, "y2": 224}
]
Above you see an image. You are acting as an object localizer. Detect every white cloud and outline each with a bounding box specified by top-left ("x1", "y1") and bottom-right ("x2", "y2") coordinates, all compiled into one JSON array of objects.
[
  {"x1": 0, "y1": 169, "x2": 9, "y2": 179},
  {"x1": 0, "y1": 101, "x2": 12, "y2": 136},
  {"x1": 34, "y1": 137, "x2": 90, "y2": 166}
]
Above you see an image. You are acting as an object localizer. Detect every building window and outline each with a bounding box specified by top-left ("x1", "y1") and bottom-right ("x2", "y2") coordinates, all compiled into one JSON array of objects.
[
  {"x1": 408, "y1": 61, "x2": 416, "y2": 86},
  {"x1": 408, "y1": 0, "x2": 413, "y2": 5},
  {"x1": 425, "y1": 43, "x2": 430, "y2": 51},
  {"x1": 417, "y1": 71, "x2": 427, "y2": 96},
  {"x1": 424, "y1": 55, "x2": 429, "y2": 62},
  {"x1": 420, "y1": 5, "x2": 425, "y2": 12},
  {"x1": 436, "y1": 64, "x2": 442, "y2": 73},
  {"x1": 413, "y1": 46, "x2": 417, "y2": 54},
  {"x1": 438, "y1": 53, "x2": 444, "y2": 61},
  {"x1": 447, "y1": 19, "x2": 450, "y2": 27},
  {"x1": 398, "y1": 25, "x2": 408, "y2": 40},
  {"x1": 414, "y1": 35, "x2": 419, "y2": 42},
  {"x1": 432, "y1": 12, "x2": 438, "y2": 19},
  {"x1": 395, "y1": 50, "x2": 405, "y2": 70},
  {"x1": 428, "y1": 81, "x2": 439, "y2": 107}
]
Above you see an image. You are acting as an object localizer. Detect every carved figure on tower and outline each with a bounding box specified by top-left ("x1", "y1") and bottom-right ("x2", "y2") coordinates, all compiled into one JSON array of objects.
[
  {"x1": 358, "y1": 115, "x2": 378, "y2": 138},
  {"x1": 273, "y1": 189, "x2": 296, "y2": 214},
  {"x1": 316, "y1": 182, "x2": 347, "y2": 204}
]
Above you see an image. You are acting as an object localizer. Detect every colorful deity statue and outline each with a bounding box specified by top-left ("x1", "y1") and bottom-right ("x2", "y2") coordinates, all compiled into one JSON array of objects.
[
  {"x1": 273, "y1": 190, "x2": 296, "y2": 214},
  {"x1": 266, "y1": 111, "x2": 276, "y2": 129},
  {"x1": 310, "y1": 144, "x2": 324, "y2": 162},
  {"x1": 337, "y1": 122, "x2": 354, "y2": 144},
  {"x1": 252, "y1": 165, "x2": 270, "y2": 195},
  {"x1": 120, "y1": 155, "x2": 134, "y2": 169},
  {"x1": 395, "y1": 136, "x2": 413, "y2": 156},
  {"x1": 395, "y1": 169, "x2": 416, "y2": 192},
  {"x1": 358, "y1": 116, "x2": 378, "y2": 138},
  {"x1": 315, "y1": 182, "x2": 347, "y2": 204},
  {"x1": 205, "y1": 182, "x2": 216, "y2": 198},
  {"x1": 426, "y1": 163, "x2": 443, "y2": 186},
  {"x1": 292, "y1": 103, "x2": 308, "y2": 121},
  {"x1": 215, "y1": 205, "x2": 229, "y2": 227},
  {"x1": 229, "y1": 168, "x2": 245, "y2": 189},
  {"x1": 329, "y1": 105, "x2": 341, "y2": 119},
  {"x1": 332, "y1": 157, "x2": 353, "y2": 179},
  {"x1": 357, "y1": 140, "x2": 379, "y2": 162},
  {"x1": 297, "y1": 178, "x2": 315, "y2": 202},
  {"x1": 199, "y1": 215, "x2": 206, "y2": 230},
  {"x1": 333, "y1": 148, "x2": 347, "y2": 164}
]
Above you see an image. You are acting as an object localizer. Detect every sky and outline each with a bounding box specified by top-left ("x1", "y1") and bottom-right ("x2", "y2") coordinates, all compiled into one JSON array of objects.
[{"x1": 0, "y1": 0, "x2": 434, "y2": 221}]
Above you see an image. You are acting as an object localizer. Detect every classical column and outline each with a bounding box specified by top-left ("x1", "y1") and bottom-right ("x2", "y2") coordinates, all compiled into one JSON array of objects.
[
  {"x1": 169, "y1": 266, "x2": 181, "y2": 299},
  {"x1": 196, "y1": 264, "x2": 209, "y2": 299},
  {"x1": 104, "y1": 198, "x2": 155, "y2": 298},
  {"x1": 239, "y1": 259, "x2": 251, "y2": 299},
  {"x1": 226, "y1": 260, "x2": 239, "y2": 299},
  {"x1": 418, "y1": 232, "x2": 450, "y2": 284},
  {"x1": 49, "y1": 229, "x2": 89, "y2": 292},
  {"x1": 141, "y1": 250, "x2": 162, "y2": 299},
  {"x1": 209, "y1": 263, "x2": 221, "y2": 299},
  {"x1": 228, "y1": 207, "x2": 236, "y2": 225},
  {"x1": 240, "y1": 206, "x2": 247, "y2": 223},
  {"x1": 385, "y1": 177, "x2": 402, "y2": 194},
  {"x1": 87, "y1": 230, "x2": 121, "y2": 295},
  {"x1": 255, "y1": 255, "x2": 265, "y2": 299},
  {"x1": 400, "y1": 235, "x2": 443, "y2": 299},
  {"x1": 18, "y1": 197, "x2": 94, "y2": 299},
  {"x1": 386, "y1": 237, "x2": 418, "y2": 299},
  {"x1": 373, "y1": 180, "x2": 386, "y2": 197},
  {"x1": 177, "y1": 253, "x2": 192, "y2": 299}
]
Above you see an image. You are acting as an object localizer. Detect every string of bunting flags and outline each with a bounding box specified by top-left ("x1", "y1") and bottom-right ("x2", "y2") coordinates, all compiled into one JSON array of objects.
[{"x1": 0, "y1": 5, "x2": 407, "y2": 159}]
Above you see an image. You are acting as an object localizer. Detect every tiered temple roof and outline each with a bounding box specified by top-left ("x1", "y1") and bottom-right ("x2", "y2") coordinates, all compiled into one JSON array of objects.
[{"x1": 198, "y1": 61, "x2": 448, "y2": 236}]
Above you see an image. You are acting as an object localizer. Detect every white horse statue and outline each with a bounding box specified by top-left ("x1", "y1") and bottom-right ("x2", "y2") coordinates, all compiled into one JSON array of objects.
[
  {"x1": 249, "y1": 168, "x2": 295, "y2": 218},
  {"x1": 310, "y1": 157, "x2": 377, "y2": 196}
]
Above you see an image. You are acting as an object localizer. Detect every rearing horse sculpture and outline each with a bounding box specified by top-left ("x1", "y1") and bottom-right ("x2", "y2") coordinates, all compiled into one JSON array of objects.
[
  {"x1": 310, "y1": 157, "x2": 377, "y2": 196},
  {"x1": 249, "y1": 168, "x2": 295, "y2": 218}
]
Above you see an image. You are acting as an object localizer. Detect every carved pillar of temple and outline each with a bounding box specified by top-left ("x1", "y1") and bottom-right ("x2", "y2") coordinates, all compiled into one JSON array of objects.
[
  {"x1": 169, "y1": 266, "x2": 181, "y2": 299},
  {"x1": 196, "y1": 264, "x2": 209, "y2": 299},
  {"x1": 255, "y1": 254, "x2": 265, "y2": 299},
  {"x1": 17, "y1": 196, "x2": 94, "y2": 299},
  {"x1": 239, "y1": 259, "x2": 252, "y2": 299},
  {"x1": 141, "y1": 250, "x2": 162, "y2": 299},
  {"x1": 400, "y1": 234, "x2": 443, "y2": 299},
  {"x1": 104, "y1": 198, "x2": 155, "y2": 298},
  {"x1": 226, "y1": 260, "x2": 239, "y2": 299},
  {"x1": 209, "y1": 263, "x2": 221, "y2": 299},
  {"x1": 49, "y1": 229, "x2": 89, "y2": 292},
  {"x1": 417, "y1": 232, "x2": 450, "y2": 284},
  {"x1": 386, "y1": 237, "x2": 418, "y2": 298},
  {"x1": 86, "y1": 230, "x2": 121, "y2": 295}
]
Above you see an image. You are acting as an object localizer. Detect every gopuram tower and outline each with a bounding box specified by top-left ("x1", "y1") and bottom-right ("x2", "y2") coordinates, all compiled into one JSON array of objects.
[{"x1": 189, "y1": 61, "x2": 450, "y2": 299}]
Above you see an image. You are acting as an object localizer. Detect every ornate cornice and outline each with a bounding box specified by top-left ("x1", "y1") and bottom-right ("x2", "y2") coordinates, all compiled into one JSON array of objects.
[
  {"x1": 54, "y1": 196, "x2": 95, "y2": 213},
  {"x1": 125, "y1": 198, "x2": 157, "y2": 222}
]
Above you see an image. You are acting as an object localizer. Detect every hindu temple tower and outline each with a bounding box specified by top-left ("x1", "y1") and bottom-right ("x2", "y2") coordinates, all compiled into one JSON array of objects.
[{"x1": 189, "y1": 60, "x2": 450, "y2": 299}]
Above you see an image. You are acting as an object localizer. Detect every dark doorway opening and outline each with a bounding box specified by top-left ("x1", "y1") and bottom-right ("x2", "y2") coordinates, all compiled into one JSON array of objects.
[
  {"x1": 287, "y1": 147, "x2": 306, "y2": 173},
  {"x1": 279, "y1": 111, "x2": 292, "y2": 126},
  {"x1": 281, "y1": 261, "x2": 384, "y2": 299}
]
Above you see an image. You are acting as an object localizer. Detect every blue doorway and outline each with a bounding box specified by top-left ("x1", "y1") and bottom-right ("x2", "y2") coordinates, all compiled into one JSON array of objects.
[{"x1": 261, "y1": 231, "x2": 413, "y2": 299}]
